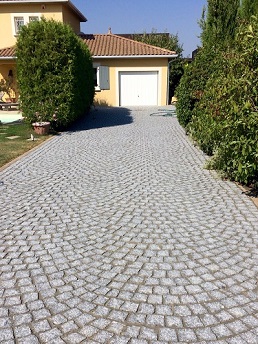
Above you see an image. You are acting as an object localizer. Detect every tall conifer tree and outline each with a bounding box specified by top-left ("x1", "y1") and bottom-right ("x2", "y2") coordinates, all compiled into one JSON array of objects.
[
  {"x1": 201, "y1": 0, "x2": 239, "y2": 49},
  {"x1": 239, "y1": 0, "x2": 258, "y2": 22}
]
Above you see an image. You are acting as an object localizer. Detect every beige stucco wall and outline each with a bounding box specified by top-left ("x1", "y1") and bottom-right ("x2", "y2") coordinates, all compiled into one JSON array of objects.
[
  {"x1": 0, "y1": 3, "x2": 81, "y2": 49},
  {"x1": 62, "y1": 5, "x2": 81, "y2": 34},
  {"x1": 93, "y1": 58, "x2": 169, "y2": 107},
  {"x1": 0, "y1": 2, "x2": 81, "y2": 100}
]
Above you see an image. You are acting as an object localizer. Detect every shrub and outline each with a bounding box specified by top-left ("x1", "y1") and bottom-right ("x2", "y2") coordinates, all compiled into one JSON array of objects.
[
  {"x1": 16, "y1": 18, "x2": 94, "y2": 129},
  {"x1": 209, "y1": 18, "x2": 258, "y2": 185},
  {"x1": 188, "y1": 53, "x2": 234, "y2": 155},
  {"x1": 189, "y1": 16, "x2": 258, "y2": 185},
  {"x1": 175, "y1": 47, "x2": 218, "y2": 127},
  {"x1": 210, "y1": 109, "x2": 258, "y2": 185},
  {"x1": 176, "y1": 0, "x2": 240, "y2": 129}
]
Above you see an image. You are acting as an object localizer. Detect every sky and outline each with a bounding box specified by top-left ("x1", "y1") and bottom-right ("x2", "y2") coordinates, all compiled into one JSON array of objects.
[{"x1": 72, "y1": 0, "x2": 208, "y2": 57}]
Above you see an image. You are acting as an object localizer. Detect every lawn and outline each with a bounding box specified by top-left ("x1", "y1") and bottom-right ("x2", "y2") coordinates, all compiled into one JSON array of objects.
[{"x1": 0, "y1": 122, "x2": 52, "y2": 168}]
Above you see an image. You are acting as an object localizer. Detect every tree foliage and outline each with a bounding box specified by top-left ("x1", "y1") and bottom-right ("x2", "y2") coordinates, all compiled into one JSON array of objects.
[
  {"x1": 176, "y1": 0, "x2": 258, "y2": 186},
  {"x1": 239, "y1": 0, "x2": 258, "y2": 22},
  {"x1": 16, "y1": 18, "x2": 94, "y2": 129},
  {"x1": 175, "y1": 47, "x2": 219, "y2": 127},
  {"x1": 190, "y1": 17, "x2": 258, "y2": 185},
  {"x1": 201, "y1": 0, "x2": 239, "y2": 49},
  {"x1": 177, "y1": 0, "x2": 240, "y2": 127},
  {"x1": 133, "y1": 30, "x2": 183, "y2": 55}
]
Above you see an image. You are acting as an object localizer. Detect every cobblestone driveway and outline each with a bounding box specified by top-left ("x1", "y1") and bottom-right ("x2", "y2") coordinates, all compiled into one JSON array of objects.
[{"x1": 0, "y1": 106, "x2": 258, "y2": 344}]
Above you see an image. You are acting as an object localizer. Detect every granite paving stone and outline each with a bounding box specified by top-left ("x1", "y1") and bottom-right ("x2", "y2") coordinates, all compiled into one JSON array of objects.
[{"x1": 1, "y1": 106, "x2": 258, "y2": 343}]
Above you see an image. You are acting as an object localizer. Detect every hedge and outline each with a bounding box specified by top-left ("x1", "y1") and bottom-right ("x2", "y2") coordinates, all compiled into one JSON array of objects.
[
  {"x1": 187, "y1": 17, "x2": 258, "y2": 186},
  {"x1": 16, "y1": 18, "x2": 94, "y2": 129}
]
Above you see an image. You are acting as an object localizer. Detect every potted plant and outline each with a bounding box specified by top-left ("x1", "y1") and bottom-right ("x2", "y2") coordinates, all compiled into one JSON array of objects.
[
  {"x1": 31, "y1": 101, "x2": 58, "y2": 135},
  {"x1": 32, "y1": 110, "x2": 58, "y2": 135},
  {"x1": 32, "y1": 120, "x2": 51, "y2": 135}
]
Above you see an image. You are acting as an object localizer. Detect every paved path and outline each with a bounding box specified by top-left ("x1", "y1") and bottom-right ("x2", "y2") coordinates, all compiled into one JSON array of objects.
[{"x1": 0, "y1": 106, "x2": 258, "y2": 344}]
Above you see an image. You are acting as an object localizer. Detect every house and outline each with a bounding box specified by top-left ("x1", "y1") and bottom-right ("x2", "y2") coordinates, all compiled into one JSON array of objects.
[
  {"x1": 0, "y1": 0, "x2": 86, "y2": 50},
  {"x1": 0, "y1": 0, "x2": 86, "y2": 102},
  {"x1": 81, "y1": 32, "x2": 177, "y2": 106},
  {"x1": 0, "y1": 0, "x2": 177, "y2": 106}
]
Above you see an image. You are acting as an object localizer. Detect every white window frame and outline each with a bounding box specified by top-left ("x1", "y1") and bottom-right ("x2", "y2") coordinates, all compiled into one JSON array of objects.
[
  {"x1": 29, "y1": 16, "x2": 40, "y2": 23},
  {"x1": 93, "y1": 63, "x2": 101, "y2": 91},
  {"x1": 13, "y1": 16, "x2": 24, "y2": 35},
  {"x1": 93, "y1": 63, "x2": 110, "y2": 91},
  {"x1": 12, "y1": 13, "x2": 41, "y2": 36}
]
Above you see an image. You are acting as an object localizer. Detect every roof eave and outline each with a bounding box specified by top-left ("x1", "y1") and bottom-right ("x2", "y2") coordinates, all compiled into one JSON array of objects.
[
  {"x1": 0, "y1": 0, "x2": 87, "y2": 22},
  {"x1": 67, "y1": 1, "x2": 87, "y2": 22},
  {"x1": 0, "y1": 57, "x2": 17, "y2": 60},
  {"x1": 0, "y1": 0, "x2": 64, "y2": 2},
  {"x1": 0, "y1": 54, "x2": 178, "y2": 60},
  {"x1": 93, "y1": 54, "x2": 178, "y2": 59}
]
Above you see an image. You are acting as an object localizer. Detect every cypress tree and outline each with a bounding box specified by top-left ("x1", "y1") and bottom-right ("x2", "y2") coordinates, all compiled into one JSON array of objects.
[
  {"x1": 201, "y1": 0, "x2": 239, "y2": 49},
  {"x1": 239, "y1": 0, "x2": 258, "y2": 22}
]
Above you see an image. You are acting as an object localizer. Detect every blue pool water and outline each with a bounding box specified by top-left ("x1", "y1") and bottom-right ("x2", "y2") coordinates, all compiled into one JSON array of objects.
[{"x1": 0, "y1": 113, "x2": 23, "y2": 123}]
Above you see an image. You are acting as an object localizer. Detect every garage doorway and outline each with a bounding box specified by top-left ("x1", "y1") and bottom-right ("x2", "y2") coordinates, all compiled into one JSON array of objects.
[{"x1": 119, "y1": 71, "x2": 158, "y2": 106}]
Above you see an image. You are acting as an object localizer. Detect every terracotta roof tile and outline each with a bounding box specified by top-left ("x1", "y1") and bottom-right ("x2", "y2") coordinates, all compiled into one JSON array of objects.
[
  {"x1": 0, "y1": 46, "x2": 16, "y2": 57},
  {"x1": 0, "y1": 34, "x2": 176, "y2": 59},
  {"x1": 81, "y1": 34, "x2": 176, "y2": 57}
]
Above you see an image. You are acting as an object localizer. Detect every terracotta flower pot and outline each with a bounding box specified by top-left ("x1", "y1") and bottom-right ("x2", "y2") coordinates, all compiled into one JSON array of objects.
[{"x1": 32, "y1": 122, "x2": 50, "y2": 135}]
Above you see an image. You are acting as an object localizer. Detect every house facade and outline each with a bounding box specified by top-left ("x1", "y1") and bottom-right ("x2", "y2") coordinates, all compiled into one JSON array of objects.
[
  {"x1": 0, "y1": 0, "x2": 86, "y2": 50},
  {"x1": 0, "y1": 0, "x2": 86, "y2": 102},
  {"x1": 82, "y1": 33, "x2": 177, "y2": 106},
  {"x1": 0, "y1": 0, "x2": 177, "y2": 106}
]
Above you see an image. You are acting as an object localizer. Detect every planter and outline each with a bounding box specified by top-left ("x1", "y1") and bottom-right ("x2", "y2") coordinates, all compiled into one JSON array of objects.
[{"x1": 32, "y1": 121, "x2": 50, "y2": 135}]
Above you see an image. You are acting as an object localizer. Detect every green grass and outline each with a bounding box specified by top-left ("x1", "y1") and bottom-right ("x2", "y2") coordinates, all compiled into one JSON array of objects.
[{"x1": 0, "y1": 122, "x2": 52, "y2": 168}]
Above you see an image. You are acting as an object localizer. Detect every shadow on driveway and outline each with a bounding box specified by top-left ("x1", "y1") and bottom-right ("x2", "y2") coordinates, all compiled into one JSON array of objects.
[{"x1": 69, "y1": 106, "x2": 133, "y2": 132}]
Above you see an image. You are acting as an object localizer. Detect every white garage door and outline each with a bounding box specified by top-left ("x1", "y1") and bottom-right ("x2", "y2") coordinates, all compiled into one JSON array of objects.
[{"x1": 119, "y1": 71, "x2": 158, "y2": 106}]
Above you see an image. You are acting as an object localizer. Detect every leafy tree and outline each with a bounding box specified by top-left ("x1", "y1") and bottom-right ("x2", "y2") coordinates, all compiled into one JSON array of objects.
[
  {"x1": 189, "y1": 16, "x2": 258, "y2": 185},
  {"x1": 175, "y1": 47, "x2": 221, "y2": 127},
  {"x1": 133, "y1": 30, "x2": 184, "y2": 98},
  {"x1": 133, "y1": 29, "x2": 183, "y2": 54},
  {"x1": 177, "y1": 0, "x2": 258, "y2": 186},
  {"x1": 177, "y1": 0, "x2": 240, "y2": 127},
  {"x1": 16, "y1": 18, "x2": 94, "y2": 129}
]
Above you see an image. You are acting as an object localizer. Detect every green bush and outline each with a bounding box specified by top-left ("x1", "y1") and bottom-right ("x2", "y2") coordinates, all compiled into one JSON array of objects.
[
  {"x1": 189, "y1": 16, "x2": 258, "y2": 185},
  {"x1": 176, "y1": 0, "x2": 241, "y2": 129},
  {"x1": 16, "y1": 18, "x2": 94, "y2": 129},
  {"x1": 174, "y1": 62, "x2": 195, "y2": 127},
  {"x1": 175, "y1": 48, "x2": 218, "y2": 127},
  {"x1": 210, "y1": 18, "x2": 258, "y2": 185},
  {"x1": 188, "y1": 57, "x2": 234, "y2": 155},
  {"x1": 210, "y1": 110, "x2": 258, "y2": 185}
]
